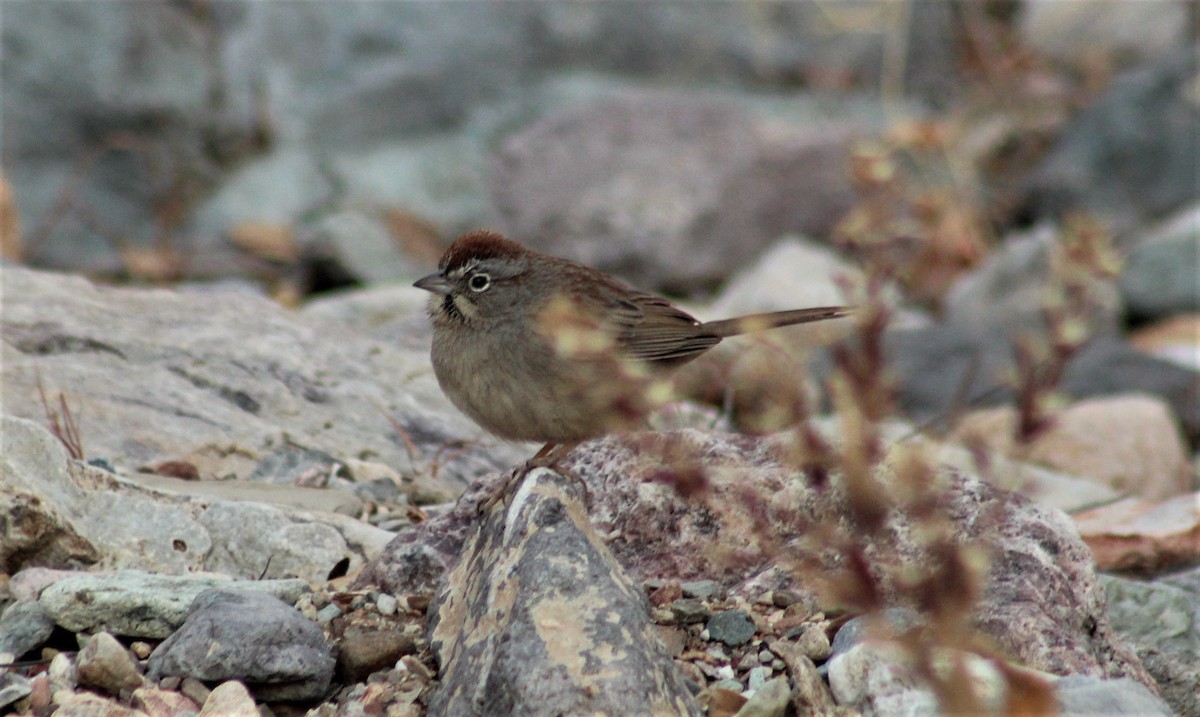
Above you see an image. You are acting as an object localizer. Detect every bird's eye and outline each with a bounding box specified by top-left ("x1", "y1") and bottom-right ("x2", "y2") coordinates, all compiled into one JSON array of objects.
[{"x1": 467, "y1": 273, "x2": 491, "y2": 292}]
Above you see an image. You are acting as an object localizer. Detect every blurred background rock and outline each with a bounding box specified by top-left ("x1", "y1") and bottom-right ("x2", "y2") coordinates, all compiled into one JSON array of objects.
[
  {"x1": 2, "y1": 1, "x2": 1198, "y2": 438},
  {"x1": 2, "y1": 0, "x2": 1193, "y2": 298}
]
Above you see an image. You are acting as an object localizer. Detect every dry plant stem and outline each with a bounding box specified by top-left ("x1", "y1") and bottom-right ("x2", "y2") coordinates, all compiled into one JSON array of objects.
[
  {"x1": 36, "y1": 371, "x2": 84, "y2": 461},
  {"x1": 1010, "y1": 216, "x2": 1116, "y2": 450}
]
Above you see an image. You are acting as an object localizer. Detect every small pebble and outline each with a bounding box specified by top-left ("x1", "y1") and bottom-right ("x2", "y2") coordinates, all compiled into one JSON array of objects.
[
  {"x1": 746, "y1": 665, "x2": 772, "y2": 692},
  {"x1": 680, "y1": 580, "x2": 718, "y2": 600},
  {"x1": 315, "y1": 604, "x2": 343, "y2": 623},
  {"x1": 758, "y1": 649, "x2": 774, "y2": 664},
  {"x1": 376, "y1": 593, "x2": 398, "y2": 616},
  {"x1": 48, "y1": 653, "x2": 76, "y2": 693},
  {"x1": 772, "y1": 589, "x2": 801, "y2": 608},
  {"x1": 711, "y1": 678, "x2": 743, "y2": 693},
  {"x1": 130, "y1": 642, "x2": 152, "y2": 660},
  {"x1": 736, "y1": 651, "x2": 759, "y2": 671},
  {"x1": 157, "y1": 675, "x2": 181, "y2": 691},
  {"x1": 670, "y1": 598, "x2": 710, "y2": 624}
]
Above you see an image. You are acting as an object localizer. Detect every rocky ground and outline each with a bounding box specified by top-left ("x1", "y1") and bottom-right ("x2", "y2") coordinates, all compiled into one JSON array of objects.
[{"x1": 2, "y1": 2, "x2": 1198, "y2": 716}]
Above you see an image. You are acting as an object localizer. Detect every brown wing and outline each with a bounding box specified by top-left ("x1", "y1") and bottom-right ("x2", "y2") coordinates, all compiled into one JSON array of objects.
[
  {"x1": 546, "y1": 258, "x2": 721, "y2": 368},
  {"x1": 607, "y1": 291, "x2": 722, "y2": 367}
]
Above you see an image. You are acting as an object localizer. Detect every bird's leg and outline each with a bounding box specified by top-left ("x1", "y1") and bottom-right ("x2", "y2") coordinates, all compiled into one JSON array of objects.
[
  {"x1": 526, "y1": 441, "x2": 577, "y2": 467},
  {"x1": 526, "y1": 441, "x2": 591, "y2": 507},
  {"x1": 478, "y1": 442, "x2": 589, "y2": 514}
]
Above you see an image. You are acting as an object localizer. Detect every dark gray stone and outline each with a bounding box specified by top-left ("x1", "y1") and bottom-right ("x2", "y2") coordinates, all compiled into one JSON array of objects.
[
  {"x1": 0, "y1": 597, "x2": 56, "y2": 659},
  {"x1": 670, "y1": 598, "x2": 711, "y2": 625},
  {"x1": 1023, "y1": 47, "x2": 1200, "y2": 238},
  {"x1": 943, "y1": 226, "x2": 1122, "y2": 339},
  {"x1": 39, "y1": 570, "x2": 310, "y2": 639},
  {"x1": 148, "y1": 589, "x2": 335, "y2": 702},
  {"x1": 3, "y1": 1, "x2": 960, "y2": 280},
  {"x1": 706, "y1": 610, "x2": 755, "y2": 647},
  {"x1": 1119, "y1": 205, "x2": 1200, "y2": 320}
]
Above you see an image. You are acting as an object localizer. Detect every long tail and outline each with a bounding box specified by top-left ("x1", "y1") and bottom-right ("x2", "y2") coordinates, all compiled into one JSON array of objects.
[{"x1": 701, "y1": 306, "x2": 854, "y2": 338}]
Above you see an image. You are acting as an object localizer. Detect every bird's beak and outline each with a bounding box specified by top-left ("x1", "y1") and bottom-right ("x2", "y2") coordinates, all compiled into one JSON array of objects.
[{"x1": 414, "y1": 272, "x2": 452, "y2": 296}]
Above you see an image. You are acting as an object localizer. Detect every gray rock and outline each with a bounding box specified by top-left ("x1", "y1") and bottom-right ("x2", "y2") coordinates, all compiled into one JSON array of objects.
[
  {"x1": 1055, "y1": 675, "x2": 1172, "y2": 717},
  {"x1": 1101, "y1": 574, "x2": 1200, "y2": 716},
  {"x1": 745, "y1": 666, "x2": 774, "y2": 694},
  {"x1": 1162, "y1": 564, "x2": 1200, "y2": 595},
  {"x1": 184, "y1": 147, "x2": 333, "y2": 256},
  {"x1": 148, "y1": 589, "x2": 335, "y2": 702},
  {"x1": 706, "y1": 237, "x2": 871, "y2": 319},
  {"x1": 670, "y1": 598, "x2": 711, "y2": 625},
  {"x1": 1, "y1": 1, "x2": 237, "y2": 274},
  {"x1": 0, "y1": 415, "x2": 388, "y2": 579},
  {"x1": 375, "y1": 593, "x2": 398, "y2": 616},
  {"x1": 299, "y1": 283, "x2": 432, "y2": 346},
  {"x1": 0, "y1": 597, "x2": 56, "y2": 658},
  {"x1": 1132, "y1": 646, "x2": 1200, "y2": 717},
  {"x1": 943, "y1": 225, "x2": 1122, "y2": 339},
  {"x1": 706, "y1": 610, "x2": 756, "y2": 647},
  {"x1": 1060, "y1": 337, "x2": 1200, "y2": 444},
  {"x1": 830, "y1": 609, "x2": 921, "y2": 658},
  {"x1": 680, "y1": 579, "x2": 719, "y2": 600},
  {"x1": 0, "y1": 263, "x2": 525, "y2": 494},
  {"x1": 199, "y1": 501, "x2": 350, "y2": 581},
  {"x1": 1102, "y1": 575, "x2": 1199, "y2": 657},
  {"x1": 299, "y1": 208, "x2": 427, "y2": 285},
  {"x1": 488, "y1": 91, "x2": 885, "y2": 292},
  {"x1": 826, "y1": 642, "x2": 940, "y2": 716},
  {"x1": 1020, "y1": 0, "x2": 1191, "y2": 66},
  {"x1": 4, "y1": 1, "x2": 960, "y2": 280},
  {"x1": 1119, "y1": 204, "x2": 1200, "y2": 320},
  {"x1": 39, "y1": 570, "x2": 309, "y2": 639},
  {"x1": 76, "y1": 631, "x2": 146, "y2": 696},
  {"x1": 426, "y1": 467, "x2": 701, "y2": 716},
  {"x1": 248, "y1": 446, "x2": 342, "y2": 486},
  {"x1": 1023, "y1": 47, "x2": 1200, "y2": 238},
  {"x1": 0, "y1": 672, "x2": 32, "y2": 712}
]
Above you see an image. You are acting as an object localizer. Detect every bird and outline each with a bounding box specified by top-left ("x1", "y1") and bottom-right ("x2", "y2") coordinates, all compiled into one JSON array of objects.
[{"x1": 413, "y1": 229, "x2": 853, "y2": 467}]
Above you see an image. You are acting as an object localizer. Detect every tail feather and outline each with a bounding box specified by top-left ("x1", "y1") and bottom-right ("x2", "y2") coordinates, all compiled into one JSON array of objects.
[{"x1": 701, "y1": 306, "x2": 854, "y2": 338}]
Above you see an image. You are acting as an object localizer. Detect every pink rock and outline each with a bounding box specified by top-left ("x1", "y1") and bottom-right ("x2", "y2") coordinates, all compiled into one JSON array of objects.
[
  {"x1": 1073, "y1": 492, "x2": 1200, "y2": 572},
  {"x1": 950, "y1": 394, "x2": 1190, "y2": 501}
]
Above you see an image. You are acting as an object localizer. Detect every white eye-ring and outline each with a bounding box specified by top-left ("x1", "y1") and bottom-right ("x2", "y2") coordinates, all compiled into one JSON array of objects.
[{"x1": 467, "y1": 273, "x2": 491, "y2": 292}]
